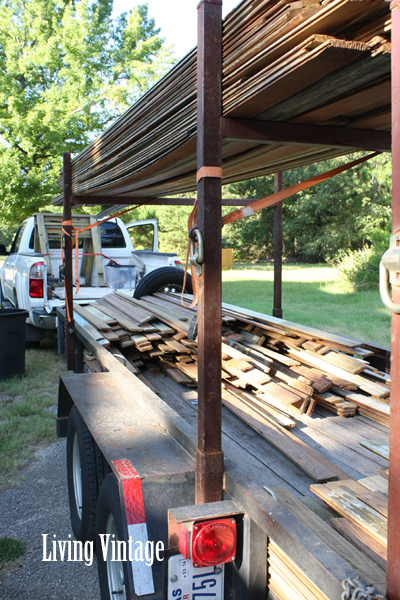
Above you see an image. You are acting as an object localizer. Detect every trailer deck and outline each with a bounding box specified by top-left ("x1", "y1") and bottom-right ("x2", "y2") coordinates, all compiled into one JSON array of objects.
[{"x1": 57, "y1": 305, "x2": 388, "y2": 599}]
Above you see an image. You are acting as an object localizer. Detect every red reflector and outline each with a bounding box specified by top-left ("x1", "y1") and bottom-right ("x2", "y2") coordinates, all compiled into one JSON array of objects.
[
  {"x1": 192, "y1": 518, "x2": 236, "y2": 567},
  {"x1": 178, "y1": 523, "x2": 190, "y2": 559},
  {"x1": 29, "y1": 279, "x2": 44, "y2": 298},
  {"x1": 29, "y1": 261, "x2": 45, "y2": 298}
]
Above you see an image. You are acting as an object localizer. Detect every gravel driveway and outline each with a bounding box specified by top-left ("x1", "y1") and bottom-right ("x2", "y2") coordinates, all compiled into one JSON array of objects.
[{"x1": 0, "y1": 439, "x2": 100, "y2": 600}]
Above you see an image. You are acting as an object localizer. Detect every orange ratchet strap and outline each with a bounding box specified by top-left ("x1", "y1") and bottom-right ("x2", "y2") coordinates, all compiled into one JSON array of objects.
[
  {"x1": 197, "y1": 166, "x2": 223, "y2": 183},
  {"x1": 222, "y1": 152, "x2": 380, "y2": 226},
  {"x1": 185, "y1": 152, "x2": 380, "y2": 310}
]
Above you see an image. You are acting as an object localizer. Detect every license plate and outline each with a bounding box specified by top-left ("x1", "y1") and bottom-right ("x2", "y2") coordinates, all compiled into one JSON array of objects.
[{"x1": 167, "y1": 554, "x2": 224, "y2": 600}]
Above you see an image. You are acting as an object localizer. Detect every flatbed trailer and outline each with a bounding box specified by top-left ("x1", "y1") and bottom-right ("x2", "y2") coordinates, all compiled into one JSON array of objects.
[
  {"x1": 51, "y1": 0, "x2": 400, "y2": 596},
  {"x1": 57, "y1": 307, "x2": 389, "y2": 599}
]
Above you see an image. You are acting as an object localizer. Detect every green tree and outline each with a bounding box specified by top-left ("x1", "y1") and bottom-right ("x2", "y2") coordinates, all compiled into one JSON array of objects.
[
  {"x1": 223, "y1": 153, "x2": 391, "y2": 262},
  {"x1": 222, "y1": 179, "x2": 275, "y2": 261},
  {"x1": 120, "y1": 202, "x2": 193, "y2": 261},
  {"x1": 0, "y1": 0, "x2": 172, "y2": 232},
  {"x1": 283, "y1": 153, "x2": 391, "y2": 262}
]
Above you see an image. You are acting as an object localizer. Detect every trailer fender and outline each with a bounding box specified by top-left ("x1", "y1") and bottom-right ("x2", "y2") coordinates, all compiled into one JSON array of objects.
[
  {"x1": 57, "y1": 376, "x2": 74, "y2": 437},
  {"x1": 97, "y1": 459, "x2": 156, "y2": 598}
]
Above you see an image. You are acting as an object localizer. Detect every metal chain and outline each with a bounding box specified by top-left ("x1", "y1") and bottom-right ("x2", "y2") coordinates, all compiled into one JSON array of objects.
[{"x1": 341, "y1": 577, "x2": 387, "y2": 600}]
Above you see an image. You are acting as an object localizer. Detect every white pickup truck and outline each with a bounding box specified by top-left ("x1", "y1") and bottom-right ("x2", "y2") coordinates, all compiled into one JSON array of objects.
[{"x1": 0, "y1": 214, "x2": 190, "y2": 339}]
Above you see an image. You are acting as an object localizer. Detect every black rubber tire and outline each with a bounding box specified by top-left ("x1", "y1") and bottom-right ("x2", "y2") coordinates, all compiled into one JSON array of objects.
[
  {"x1": 134, "y1": 266, "x2": 192, "y2": 299},
  {"x1": 97, "y1": 473, "x2": 131, "y2": 600},
  {"x1": 66, "y1": 405, "x2": 99, "y2": 543},
  {"x1": 95, "y1": 442, "x2": 111, "y2": 495}
]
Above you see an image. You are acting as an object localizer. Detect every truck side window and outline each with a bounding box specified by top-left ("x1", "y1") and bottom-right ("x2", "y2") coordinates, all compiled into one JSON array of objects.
[
  {"x1": 128, "y1": 223, "x2": 155, "y2": 251},
  {"x1": 9, "y1": 222, "x2": 27, "y2": 254},
  {"x1": 100, "y1": 222, "x2": 126, "y2": 248}
]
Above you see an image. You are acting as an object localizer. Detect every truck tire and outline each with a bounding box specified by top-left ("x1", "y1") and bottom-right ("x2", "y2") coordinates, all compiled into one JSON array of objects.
[
  {"x1": 134, "y1": 266, "x2": 192, "y2": 299},
  {"x1": 97, "y1": 473, "x2": 131, "y2": 600},
  {"x1": 67, "y1": 405, "x2": 98, "y2": 543}
]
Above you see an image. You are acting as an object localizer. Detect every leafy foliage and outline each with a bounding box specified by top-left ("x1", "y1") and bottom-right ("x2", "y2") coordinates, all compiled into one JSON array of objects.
[
  {"x1": 335, "y1": 227, "x2": 391, "y2": 289},
  {"x1": 0, "y1": 0, "x2": 172, "y2": 230},
  {"x1": 221, "y1": 178, "x2": 275, "y2": 261},
  {"x1": 120, "y1": 202, "x2": 193, "y2": 260},
  {"x1": 223, "y1": 153, "x2": 391, "y2": 263}
]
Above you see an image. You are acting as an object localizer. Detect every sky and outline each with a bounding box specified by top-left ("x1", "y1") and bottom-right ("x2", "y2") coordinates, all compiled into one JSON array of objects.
[{"x1": 112, "y1": 0, "x2": 241, "y2": 59}]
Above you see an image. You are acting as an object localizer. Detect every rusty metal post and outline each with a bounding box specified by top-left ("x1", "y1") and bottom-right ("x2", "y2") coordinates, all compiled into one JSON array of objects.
[
  {"x1": 387, "y1": 2, "x2": 400, "y2": 597},
  {"x1": 195, "y1": 0, "x2": 224, "y2": 504},
  {"x1": 63, "y1": 152, "x2": 75, "y2": 370},
  {"x1": 273, "y1": 172, "x2": 283, "y2": 318}
]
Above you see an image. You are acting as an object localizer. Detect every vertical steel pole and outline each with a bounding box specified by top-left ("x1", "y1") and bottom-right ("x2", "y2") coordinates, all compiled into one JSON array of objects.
[
  {"x1": 63, "y1": 152, "x2": 75, "y2": 371},
  {"x1": 196, "y1": 0, "x2": 224, "y2": 504},
  {"x1": 387, "y1": 2, "x2": 400, "y2": 597},
  {"x1": 273, "y1": 172, "x2": 283, "y2": 318}
]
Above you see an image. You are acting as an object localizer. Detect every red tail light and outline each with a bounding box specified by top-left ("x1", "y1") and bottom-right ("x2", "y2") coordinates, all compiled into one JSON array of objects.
[
  {"x1": 174, "y1": 260, "x2": 181, "y2": 266},
  {"x1": 29, "y1": 262, "x2": 44, "y2": 298},
  {"x1": 179, "y1": 518, "x2": 237, "y2": 568}
]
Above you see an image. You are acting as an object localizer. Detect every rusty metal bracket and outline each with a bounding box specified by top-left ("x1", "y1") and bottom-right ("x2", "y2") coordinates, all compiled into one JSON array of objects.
[{"x1": 380, "y1": 233, "x2": 400, "y2": 313}]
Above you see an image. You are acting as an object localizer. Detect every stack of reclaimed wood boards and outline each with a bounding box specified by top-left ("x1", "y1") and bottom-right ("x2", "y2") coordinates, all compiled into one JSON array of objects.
[
  {"x1": 267, "y1": 438, "x2": 390, "y2": 599},
  {"x1": 76, "y1": 290, "x2": 390, "y2": 424},
  {"x1": 75, "y1": 290, "x2": 390, "y2": 432},
  {"x1": 53, "y1": 0, "x2": 391, "y2": 201},
  {"x1": 76, "y1": 290, "x2": 390, "y2": 598},
  {"x1": 266, "y1": 482, "x2": 387, "y2": 599},
  {"x1": 310, "y1": 472, "x2": 388, "y2": 569}
]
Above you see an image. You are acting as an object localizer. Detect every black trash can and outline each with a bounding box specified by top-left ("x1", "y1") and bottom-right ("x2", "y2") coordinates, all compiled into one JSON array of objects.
[{"x1": 0, "y1": 308, "x2": 28, "y2": 380}]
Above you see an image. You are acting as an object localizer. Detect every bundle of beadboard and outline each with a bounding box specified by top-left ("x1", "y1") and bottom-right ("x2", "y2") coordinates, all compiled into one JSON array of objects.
[
  {"x1": 75, "y1": 290, "x2": 390, "y2": 430},
  {"x1": 53, "y1": 0, "x2": 391, "y2": 201},
  {"x1": 310, "y1": 475, "x2": 388, "y2": 571},
  {"x1": 267, "y1": 484, "x2": 387, "y2": 599}
]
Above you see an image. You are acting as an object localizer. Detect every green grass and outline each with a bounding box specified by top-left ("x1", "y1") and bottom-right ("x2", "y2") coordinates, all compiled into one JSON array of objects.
[
  {"x1": 222, "y1": 262, "x2": 391, "y2": 347},
  {"x1": 0, "y1": 537, "x2": 26, "y2": 562},
  {"x1": 0, "y1": 340, "x2": 67, "y2": 485}
]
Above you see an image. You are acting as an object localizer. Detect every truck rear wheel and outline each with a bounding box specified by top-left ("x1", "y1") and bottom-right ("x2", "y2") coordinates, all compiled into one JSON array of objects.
[
  {"x1": 134, "y1": 266, "x2": 192, "y2": 299},
  {"x1": 97, "y1": 473, "x2": 131, "y2": 600},
  {"x1": 66, "y1": 405, "x2": 98, "y2": 543}
]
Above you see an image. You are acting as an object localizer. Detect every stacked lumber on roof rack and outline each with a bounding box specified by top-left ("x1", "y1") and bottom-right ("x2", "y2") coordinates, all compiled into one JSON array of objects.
[
  {"x1": 53, "y1": 0, "x2": 391, "y2": 202},
  {"x1": 76, "y1": 291, "x2": 390, "y2": 433}
]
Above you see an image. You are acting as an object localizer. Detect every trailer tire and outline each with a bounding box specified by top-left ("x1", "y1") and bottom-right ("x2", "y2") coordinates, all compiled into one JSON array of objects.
[
  {"x1": 67, "y1": 405, "x2": 98, "y2": 544},
  {"x1": 97, "y1": 473, "x2": 131, "y2": 600},
  {"x1": 134, "y1": 266, "x2": 192, "y2": 299},
  {"x1": 95, "y1": 442, "x2": 111, "y2": 494}
]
